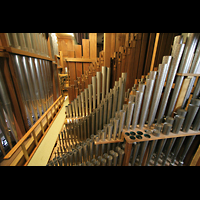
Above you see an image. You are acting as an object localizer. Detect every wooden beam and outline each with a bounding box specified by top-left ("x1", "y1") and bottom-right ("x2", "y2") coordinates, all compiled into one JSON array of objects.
[
  {"x1": 64, "y1": 58, "x2": 96, "y2": 63},
  {"x1": 5, "y1": 47, "x2": 54, "y2": 61},
  {"x1": 150, "y1": 33, "x2": 160, "y2": 71},
  {"x1": 123, "y1": 141, "x2": 132, "y2": 166}
]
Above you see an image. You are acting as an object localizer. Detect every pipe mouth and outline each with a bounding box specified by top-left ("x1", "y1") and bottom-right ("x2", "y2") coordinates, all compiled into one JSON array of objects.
[
  {"x1": 144, "y1": 134, "x2": 151, "y2": 138},
  {"x1": 130, "y1": 135, "x2": 135, "y2": 140},
  {"x1": 130, "y1": 131, "x2": 136, "y2": 135},
  {"x1": 137, "y1": 131, "x2": 143, "y2": 135},
  {"x1": 125, "y1": 132, "x2": 130, "y2": 136},
  {"x1": 136, "y1": 135, "x2": 142, "y2": 139}
]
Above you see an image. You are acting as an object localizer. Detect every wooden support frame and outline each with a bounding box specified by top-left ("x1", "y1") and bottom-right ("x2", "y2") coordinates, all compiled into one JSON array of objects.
[{"x1": 3, "y1": 96, "x2": 64, "y2": 166}]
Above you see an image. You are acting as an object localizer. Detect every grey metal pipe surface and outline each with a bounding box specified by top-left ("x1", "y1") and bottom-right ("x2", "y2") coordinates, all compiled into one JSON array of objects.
[
  {"x1": 89, "y1": 139, "x2": 94, "y2": 161},
  {"x1": 167, "y1": 33, "x2": 199, "y2": 116},
  {"x1": 138, "y1": 141, "x2": 149, "y2": 166},
  {"x1": 107, "y1": 155, "x2": 113, "y2": 166},
  {"x1": 0, "y1": 100, "x2": 13, "y2": 148},
  {"x1": 118, "y1": 110, "x2": 126, "y2": 139},
  {"x1": 68, "y1": 104, "x2": 72, "y2": 118},
  {"x1": 192, "y1": 107, "x2": 200, "y2": 131},
  {"x1": 126, "y1": 101, "x2": 135, "y2": 130},
  {"x1": 106, "y1": 67, "x2": 111, "y2": 95},
  {"x1": 182, "y1": 104, "x2": 199, "y2": 132},
  {"x1": 84, "y1": 88, "x2": 89, "y2": 116},
  {"x1": 92, "y1": 76, "x2": 96, "y2": 110},
  {"x1": 0, "y1": 66, "x2": 18, "y2": 142},
  {"x1": 112, "y1": 86, "x2": 118, "y2": 118},
  {"x1": 177, "y1": 108, "x2": 187, "y2": 117},
  {"x1": 162, "y1": 122, "x2": 172, "y2": 135},
  {"x1": 28, "y1": 57, "x2": 43, "y2": 116},
  {"x1": 139, "y1": 78, "x2": 155, "y2": 129},
  {"x1": 131, "y1": 143, "x2": 140, "y2": 166},
  {"x1": 145, "y1": 140, "x2": 158, "y2": 166},
  {"x1": 190, "y1": 98, "x2": 200, "y2": 106},
  {"x1": 102, "y1": 66, "x2": 107, "y2": 100},
  {"x1": 178, "y1": 135, "x2": 196, "y2": 166},
  {"x1": 103, "y1": 99, "x2": 108, "y2": 126},
  {"x1": 117, "y1": 79, "x2": 124, "y2": 111},
  {"x1": 182, "y1": 40, "x2": 200, "y2": 108},
  {"x1": 92, "y1": 112, "x2": 95, "y2": 135},
  {"x1": 192, "y1": 77, "x2": 200, "y2": 99},
  {"x1": 96, "y1": 72, "x2": 101, "y2": 106},
  {"x1": 170, "y1": 137, "x2": 185, "y2": 165},
  {"x1": 154, "y1": 139, "x2": 167, "y2": 166},
  {"x1": 107, "y1": 95, "x2": 112, "y2": 124},
  {"x1": 101, "y1": 129, "x2": 106, "y2": 141},
  {"x1": 99, "y1": 104, "x2": 103, "y2": 130},
  {"x1": 71, "y1": 101, "x2": 75, "y2": 117},
  {"x1": 157, "y1": 44, "x2": 185, "y2": 123},
  {"x1": 40, "y1": 59, "x2": 50, "y2": 108},
  {"x1": 113, "y1": 118, "x2": 120, "y2": 140},
  {"x1": 161, "y1": 138, "x2": 176, "y2": 166},
  {"x1": 113, "y1": 152, "x2": 118, "y2": 166},
  {"x1": 107, "y1": 123, "x2": 113, "y2": 140},
  {"x1": 122, "y1": 72, "x2": 127, "y2": 104},
  {"x1": 81, "y1": 91, "x2": 85, "y2": 117},
  {"x1": 74, "y1": 99, "x2": 79, "y2": 117},
  {"x1": 118, "y1": 149, "x2": 124, "y2": 166},
  {"x1": 88, "y1": 84, "x2": 92, "y2": 114},
  {"x1": 172, "y1": 115, "x2": 185, "y2": 133},
  {"x1": 77, "y1": 95, "x2": 82, "y2": 117},
  {"x1": 14, "y1": 55, "x2": 35, "y2": 125},
  {"x1": 148, "y1": 63, "x2": 169, "y2": 127},
  {"x1": 132, "y1": 90, "x2": 144, "y2": 130},
  {"x1": 96, "y1": 108, "x2": 99, "y2": 134}
]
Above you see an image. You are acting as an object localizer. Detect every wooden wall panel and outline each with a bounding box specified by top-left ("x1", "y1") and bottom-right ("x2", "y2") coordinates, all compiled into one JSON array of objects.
[
  {"x1": 82, "y1": 39, "x2": 90, "y2": 72},
  {"x1": 104, "y1": 33, "x2": 112, "y2": 68},
  {"x1": 137, "y1": 33, "x2": 149, "y2": 79},
  {"x1": 68, "y1": 51, "x2": 76, "y2": 85},
  {"x1": 74, "y1": 45, "x2": 82, "y2": 78},
  {"x1": 143, "y1": 33, "x2": 156, "y2": 75}
]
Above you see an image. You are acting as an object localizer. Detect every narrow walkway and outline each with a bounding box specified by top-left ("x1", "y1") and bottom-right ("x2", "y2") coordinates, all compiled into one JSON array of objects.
[{"x1": 28, "y1": 97, "x2": 68, "y2": 166}]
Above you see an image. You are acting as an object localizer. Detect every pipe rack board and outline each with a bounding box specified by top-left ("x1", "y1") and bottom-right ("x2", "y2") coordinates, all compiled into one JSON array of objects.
[
  {"x1": 27, "y1": 98, "x2": 68, "y2": 166},
  {"x1": 122, "y1": 125, "x2": 200, "y2": 144}
]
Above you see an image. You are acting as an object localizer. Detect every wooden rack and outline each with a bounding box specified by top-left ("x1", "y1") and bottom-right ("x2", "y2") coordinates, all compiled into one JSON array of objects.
[{"x1": 4, "y1": 96, "x2": 64, "y2": 166}]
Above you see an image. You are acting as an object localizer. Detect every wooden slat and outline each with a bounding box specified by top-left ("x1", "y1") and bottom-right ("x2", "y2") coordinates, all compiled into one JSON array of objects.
[
  {"x1": 5, "y1": 47, "x2": 54, "y2": 61},
  {"x1": 104, "y1": 33, "x2": 112, "y2": 68},
  {"x1": 176, "y1": 73, "x2": 200, "y2": 77},
  {"x1": 64, "y1": 57, "x2": 96, "y2": 62},
  {"x1": 89, "y1": 33, "x2": 97, "y2": 59}
]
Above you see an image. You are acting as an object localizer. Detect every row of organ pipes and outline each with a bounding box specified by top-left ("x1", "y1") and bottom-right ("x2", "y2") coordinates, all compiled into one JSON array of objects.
[{"x1": 48, "y1": 33, "x2": 200, "y2": 166}]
